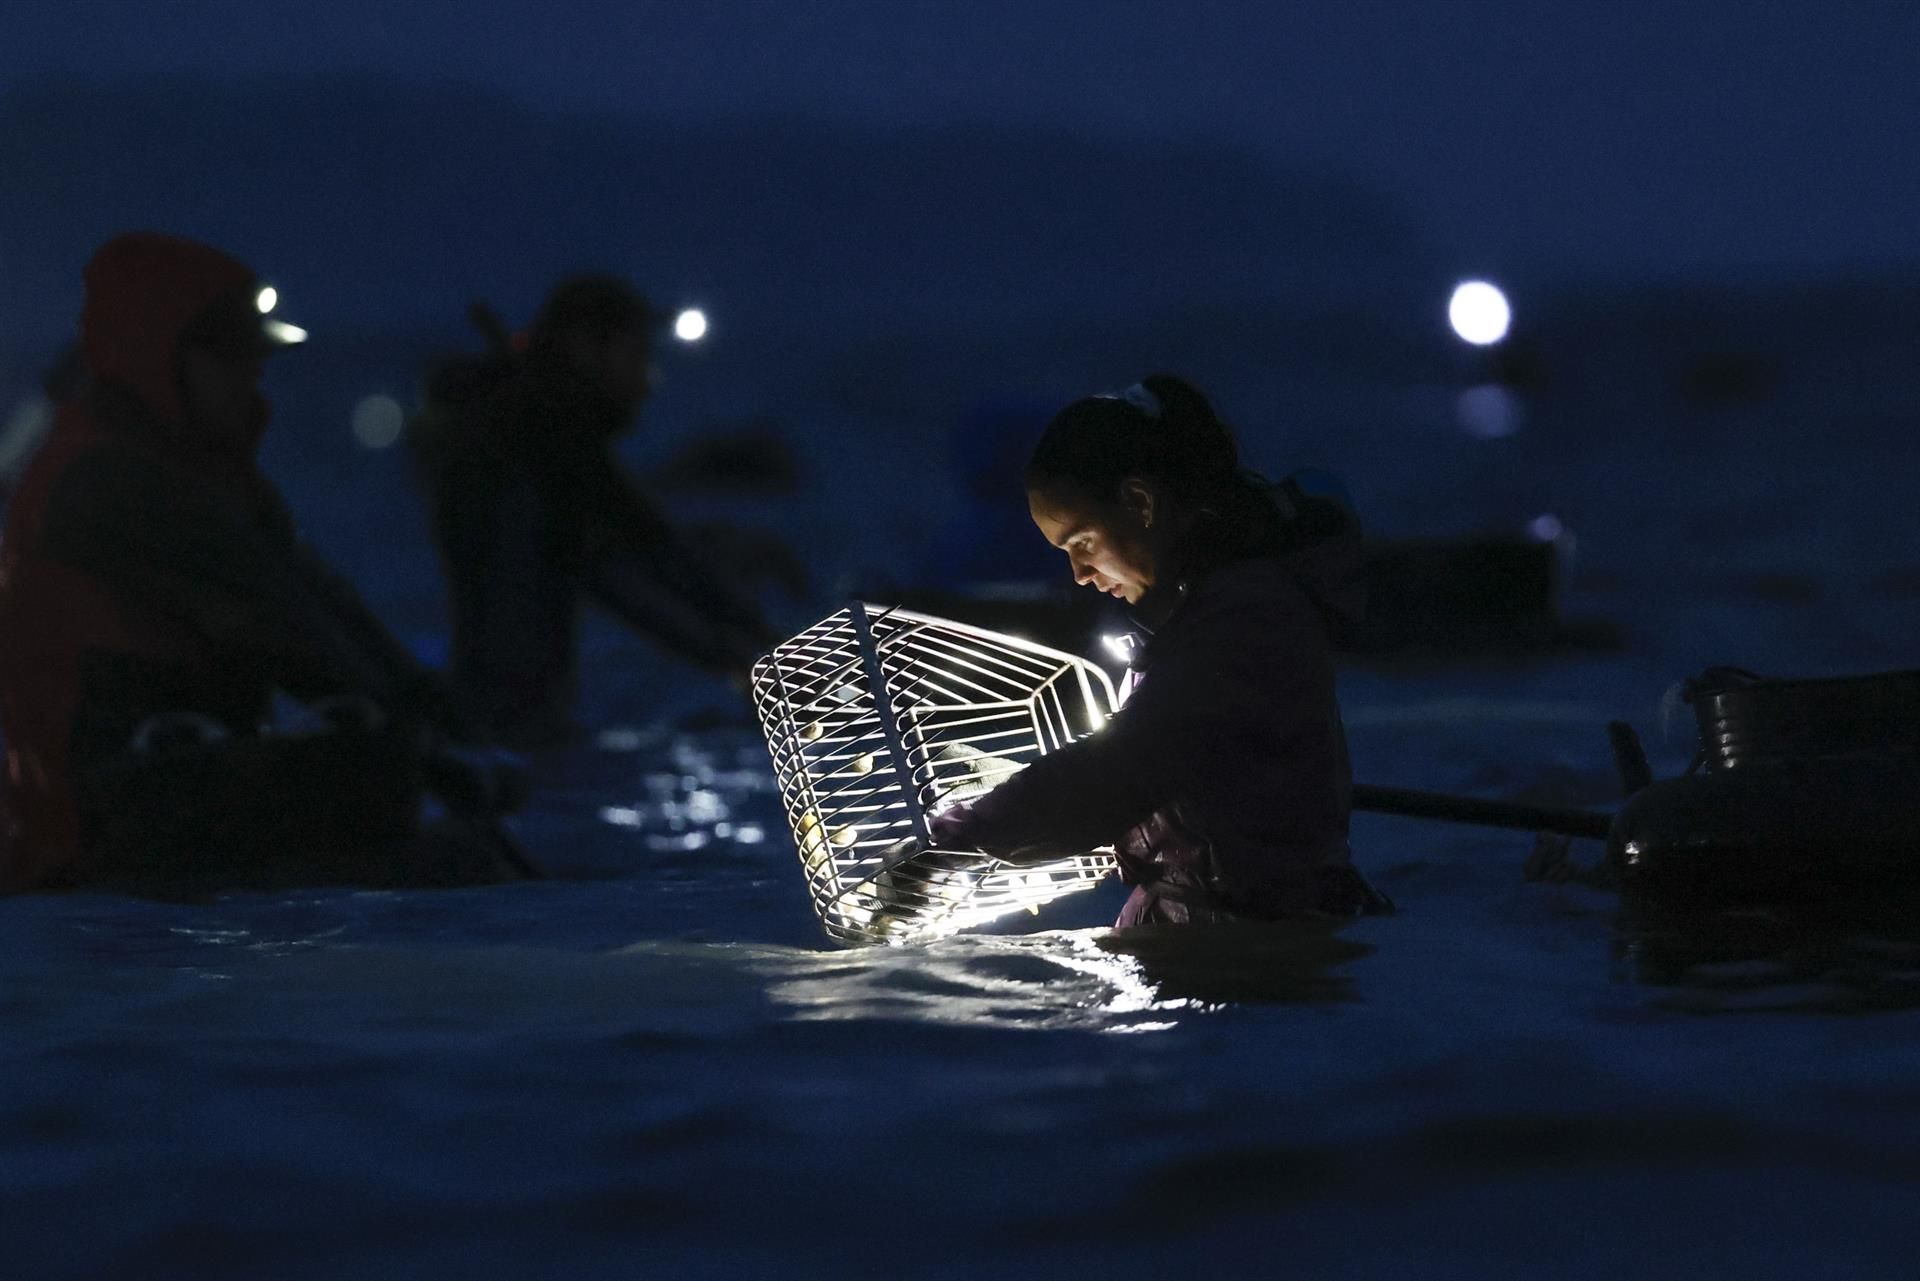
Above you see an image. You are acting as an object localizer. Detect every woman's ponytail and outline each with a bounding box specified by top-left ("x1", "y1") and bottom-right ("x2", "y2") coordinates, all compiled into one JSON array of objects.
[{"x1": 1136, "y1": 373, "x2": 1240, "y2": 505}]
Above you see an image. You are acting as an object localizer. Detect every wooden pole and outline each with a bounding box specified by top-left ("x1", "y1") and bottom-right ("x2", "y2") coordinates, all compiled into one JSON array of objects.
[{"x1": 1353, "y1": 784, "x2": 1613, "y2": 839}]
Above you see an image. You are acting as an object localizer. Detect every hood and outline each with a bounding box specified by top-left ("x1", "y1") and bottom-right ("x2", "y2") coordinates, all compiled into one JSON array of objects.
[
  {"x1": 1268, "y1": 470, "x2": 1367, "y2": 632},
  {"x1": 1272, "y1": 500, "x2": 1367, "y2": 635},
  {"x1": 1136, "y1": 472, "x2": 1368, "y2": 638},
  {"x1": 80, "y1": 232, "x2": 261, "y2": 433}
]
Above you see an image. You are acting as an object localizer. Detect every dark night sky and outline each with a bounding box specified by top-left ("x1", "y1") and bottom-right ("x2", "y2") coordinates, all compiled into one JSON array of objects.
[{"x1": 4, "y1": 0, "x2": 1918, "y2": 282}]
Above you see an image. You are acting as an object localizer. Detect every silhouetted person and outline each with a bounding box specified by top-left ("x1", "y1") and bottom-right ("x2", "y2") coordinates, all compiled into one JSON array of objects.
[
  {"x1": 0, "y1": 232, "x2": 523, "y2": 895},
  {"x1": 411, "y1": 276, "x2": 772, "y2": 746},
  {"x1": 931, "y1": 375, "x2": 1391, "y2": 927}
]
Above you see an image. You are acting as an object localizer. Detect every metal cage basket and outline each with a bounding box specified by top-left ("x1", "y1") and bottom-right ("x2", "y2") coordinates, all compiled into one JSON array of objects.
[{"x1": 751, "y1": 603, "x2": 1120, "y2": 944}]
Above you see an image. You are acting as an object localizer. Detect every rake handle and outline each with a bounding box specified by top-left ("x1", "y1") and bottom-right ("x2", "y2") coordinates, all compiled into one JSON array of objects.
[{"x1": 1353, "y1": 784, "x2": 1613, "y2": 840}]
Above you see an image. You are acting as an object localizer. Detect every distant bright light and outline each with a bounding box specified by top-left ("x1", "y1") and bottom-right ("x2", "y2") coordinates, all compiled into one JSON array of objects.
[
  {"x1": 1448, "y1": 280, "x2": 1511, "y2": 346},
  {"x1": 1528, "y1": 513, "x2": 1565, "y2": 542},
  {"x1": 673, "y1": 308, "x2": 708, "y2": 343},
  {"x1": 264, "y1": 319, "x2": 308, "y2": 345},
  {"x1": 255, "y1": 286, "x2": 278, "y2": 315},
  {"x1": 350, "y1": 394, "x2": 404, "y2": 449}
]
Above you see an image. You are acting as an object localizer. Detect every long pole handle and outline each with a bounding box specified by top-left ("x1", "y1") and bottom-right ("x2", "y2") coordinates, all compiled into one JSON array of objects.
[{"x1": 1353, "y1": 784, "x2": 1613, "y2": 839}]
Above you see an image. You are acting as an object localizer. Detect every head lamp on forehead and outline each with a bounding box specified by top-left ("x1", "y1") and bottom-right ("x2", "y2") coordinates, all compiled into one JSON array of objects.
[{"x1": 184, "y1": 281, "x2": 308, "y2": 359}]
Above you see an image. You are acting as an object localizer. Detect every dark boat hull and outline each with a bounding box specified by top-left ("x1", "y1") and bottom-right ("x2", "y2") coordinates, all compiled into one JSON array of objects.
[{"x1": 1609, "y1": 757, "x2": 1920, "y2": 907}]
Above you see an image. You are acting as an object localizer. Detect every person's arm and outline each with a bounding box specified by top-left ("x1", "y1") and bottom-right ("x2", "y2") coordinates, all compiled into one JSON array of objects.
[
  {"x1": 933, "y1": 575, "x2": 1327, "y2": 860},
  {"x1": 585, "y1": 554, "x2": 769, "y2": 675},
  {"x1": 563, "y1": 448, "x2": 774, "y2": 670},
  {"x1": 42, "y1": 446, "x2": 472, "y2": 738},
  {"x1": 279, "y1": 538, "x2": 480, "y2": 739}
]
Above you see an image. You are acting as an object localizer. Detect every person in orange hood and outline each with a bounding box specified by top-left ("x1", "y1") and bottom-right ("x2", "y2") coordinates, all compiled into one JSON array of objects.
[{"x1": 0, "y1": 232, "x2": 518, "y2": 895}]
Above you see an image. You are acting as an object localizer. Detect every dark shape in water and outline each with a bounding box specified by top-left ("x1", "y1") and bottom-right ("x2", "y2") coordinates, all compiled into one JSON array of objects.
[
  {"x1": 86, "y1": 718, "x2": 534, "y2": 898},
  {"x1": 1609, "y1": 667, "x2": 1920, "y2": 909},
  {"x1": 1344, "y1": 535, "x2": 1621, "y2": 661},
  {"x1": 1620, "y1": 898, "x2": 1920, "y2": 1015}
]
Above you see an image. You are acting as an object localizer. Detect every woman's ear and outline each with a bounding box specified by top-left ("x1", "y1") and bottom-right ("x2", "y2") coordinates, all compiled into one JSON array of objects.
[{"x1": 1118, "y1": 477, "x2": 1156, "y2": 530}]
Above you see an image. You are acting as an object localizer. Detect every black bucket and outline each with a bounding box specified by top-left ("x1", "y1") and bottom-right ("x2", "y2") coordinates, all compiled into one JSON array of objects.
[{"x1": 1685, "y1": 666, "x2": 1920, "y2": 771}]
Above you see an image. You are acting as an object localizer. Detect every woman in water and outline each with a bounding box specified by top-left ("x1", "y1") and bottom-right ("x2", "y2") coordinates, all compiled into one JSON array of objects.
[{"x1": 931, "y1": 374, "x2": 1391, "y2": 926}]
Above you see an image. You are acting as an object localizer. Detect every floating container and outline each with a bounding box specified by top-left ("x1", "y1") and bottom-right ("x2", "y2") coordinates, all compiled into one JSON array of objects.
[{"x1": 1609, "y1": 668, "x2": 1920, "y2": 905}]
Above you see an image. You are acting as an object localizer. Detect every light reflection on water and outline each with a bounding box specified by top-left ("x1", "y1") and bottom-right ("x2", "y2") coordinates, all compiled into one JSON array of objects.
[
  {"x1": 568, "y1": 725, "x2": 1381, "y2": 1031},
  {"x1": 754, "y1": 929, "x2": 1191, "y2": 1033},
  {"x1": 750, "y1": 922, "x2": 1373, "y2": 1033},
  {"x1": 594, "y1": 734, "x2": 773, "y2": 852}
]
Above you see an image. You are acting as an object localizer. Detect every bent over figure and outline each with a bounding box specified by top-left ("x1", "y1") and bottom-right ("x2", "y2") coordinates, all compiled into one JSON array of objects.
[
  {"x1": 411, "y1": 277, "x2": 772, "y2": 745},
  {"x1": 0, "y1": 232, "x2": 518, "y2": 895},
  {"x1": 932, "y1": 375, "x2": 1391, "y2": 927}
]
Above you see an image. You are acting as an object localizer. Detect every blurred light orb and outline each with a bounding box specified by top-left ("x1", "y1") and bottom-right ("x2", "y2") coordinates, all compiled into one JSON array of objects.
[
  {"x1": 1528, "y1": 513, "x2": 1565, "y2": 542},
  {"x1": 595, "y1": 727, "x2": 646, "y2": 752},
  {"x1": 673, "y1": 308, "x2": 708, "y2": 343},
  {"x1": 255, "y1": 285, "x2": 278, "y2": 315},
  {"x1": 1454, "y1": 384, "x2": 1523, "y2": 439},
  {"x1": 350, "y1": 394, "x2": 405, "y2": 449},
  {"x1": 0, "y1": 396, "x2": 54, "y2": 477},
  {"x1": 1448, "y1": 280, "x2": 1511, "y2": 346}
]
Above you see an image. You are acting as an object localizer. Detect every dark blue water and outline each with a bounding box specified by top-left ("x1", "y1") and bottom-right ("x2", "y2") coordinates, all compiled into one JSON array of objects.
[{"x1": 6, "y1": 350, "x2": 1920, "y2": 1280}]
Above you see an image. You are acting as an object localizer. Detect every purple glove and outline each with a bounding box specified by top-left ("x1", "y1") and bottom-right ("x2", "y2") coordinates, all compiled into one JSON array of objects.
[{"x1": 926, "y1": 801, "x2": 977, "y2": 849}]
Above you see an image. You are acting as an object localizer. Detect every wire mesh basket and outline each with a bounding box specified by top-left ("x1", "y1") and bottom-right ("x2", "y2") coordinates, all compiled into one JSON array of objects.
[{"x1": 751, "y1": 603, "x2": 1120, "y2": 945}]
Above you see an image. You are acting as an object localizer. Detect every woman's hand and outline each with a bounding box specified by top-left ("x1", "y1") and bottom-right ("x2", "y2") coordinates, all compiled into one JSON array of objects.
[{"x1": 926, "y1": 800, "x2": 977, "y2": 850}]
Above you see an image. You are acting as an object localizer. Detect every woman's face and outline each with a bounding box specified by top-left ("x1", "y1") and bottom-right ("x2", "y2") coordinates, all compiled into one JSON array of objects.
[{"x1": 1028, "y1": 483, "x2": 1159, "y2": 604}]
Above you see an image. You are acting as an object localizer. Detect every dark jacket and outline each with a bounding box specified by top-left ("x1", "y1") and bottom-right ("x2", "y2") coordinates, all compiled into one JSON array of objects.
[
  {"x1": 0, "y1": 234, "x2": 465, "y2": 892},
  {"x1": 411, "y1": 355, "x2": 766, "y2": 740},
  {"x1": 938, "y1": 481, "x2": 1376, "y2": 925}
]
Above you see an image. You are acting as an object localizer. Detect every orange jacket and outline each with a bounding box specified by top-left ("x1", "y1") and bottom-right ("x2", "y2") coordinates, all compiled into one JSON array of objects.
[
  {"x1": 1, "y1": 234, "x2": 266, "y2": 888},
  {"x1": 0, "y1": 233, "x2": 460, "y2": 892}
]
